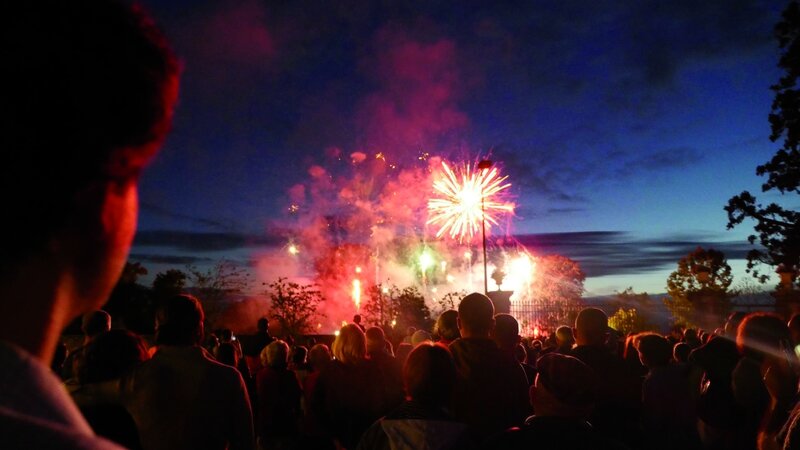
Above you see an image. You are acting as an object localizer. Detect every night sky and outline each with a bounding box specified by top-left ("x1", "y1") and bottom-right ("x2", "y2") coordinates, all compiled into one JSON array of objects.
[{"x1": 131, "y1": 0, "x2": 790, "y2": 296}]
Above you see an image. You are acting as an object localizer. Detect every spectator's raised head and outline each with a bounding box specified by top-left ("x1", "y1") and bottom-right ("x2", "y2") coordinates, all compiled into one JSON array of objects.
[
  {"x1": 81, "y1": 310, "x2": 111, "y2": 339},
  {"x1": 156, "y1": 294, "x2": 204, "y2": 347},
  {"x1": 404, "y1": 343, "x2": 456, "y2": 406},
  {"x1": 257, "y1": 317, "x2": 268, "y2": 333},
  {"x1": 531, "y1": 353, "x2": 596, "y2": 418},
  {"x1": 80, "y1": 329, "x2": 149, "y2": 384},
  {"x1": 261, "y1": 340, "x2": 290, "y2": 369},
  {"x1": 458, "y1": 292, "x2": 495, "y2": 337},
  {"x1": 365, "y1": 326, "x2": 386, "y2": 354},
  {"x1": 737, "y1": 313, "x2": 791, "y2": 362},
  {"x1": 574, "y1": 308, "x2": 608, "y2": 346},
  {"x1": 636, "y1": 333, "x2": 673, "y2": 368},
  {"x1": 434, "y1": 309, "x2": 460, "y2": 342},
  {"x1": 492, "y1": 314, "x2": 521, "y2": 350},
  {"x1": 332, "y1": 324, "x2": 366, "y2": 364}
]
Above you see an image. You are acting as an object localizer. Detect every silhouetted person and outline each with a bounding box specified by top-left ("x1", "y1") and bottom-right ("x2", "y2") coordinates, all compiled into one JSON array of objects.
[
  {"x1": 570, "y1": 307, "x2": 642, "y2": 447},
  {"x1": 72, "y1": 330, "x2": 150, "y2": 450},
  {"x1": 63, "y1": 310, "x2": 113, "y2": 381},
  {"x1": 256, "y1": 340, "x2": 302, "y2": 449},
  {"x1": 488, "y1": 353, "x2": 628, "y2": 450},
  {"x1": 366, "y1": 327, "x2": 404, "y2": 410},
  {"x1": 125, "y1": 295, "x2": 254, "y2": 450},
  {"x1": 435, "y1": 309, "x2": 461, "y2": 345},
  {"x1": 357, "y1": 343, "x2": 470, "y2": 449},
  {"x1": 0, "y1": 1, "x2": 178, "y2": 447},
  {"x1": 449, "y1": 293, "x2": 530, "y2": 441},
  {"x1": 353, "y1": 314, "x2": 366, "y2": 332},
  {"x1": 493, "y1": 314, "x2": 536, "y2": 386}
]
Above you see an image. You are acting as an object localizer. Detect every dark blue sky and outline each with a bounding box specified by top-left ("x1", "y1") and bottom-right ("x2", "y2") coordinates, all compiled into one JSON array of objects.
[{"x1": 132, "y1": 0, "x2": 791, "y2": 295}]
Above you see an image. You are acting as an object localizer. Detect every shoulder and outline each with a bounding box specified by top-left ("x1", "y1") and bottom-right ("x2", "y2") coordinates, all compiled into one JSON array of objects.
[{"x1": 0, "y1": 406, "x2": 124, "y2": 450}]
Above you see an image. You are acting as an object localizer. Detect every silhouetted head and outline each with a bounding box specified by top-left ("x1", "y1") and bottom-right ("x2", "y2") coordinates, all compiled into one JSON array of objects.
[
  {"x1": 257, "y1": 317, "x2": 269, "y2": 333},
  {"x1": 2, "y1": 0, "x2": 179, "y2": 281},
  {"x1": 458, "y1": 292, "x2": 495, "y2": 337},
  {"x1": 80, "y1": 329, "x2": 148, "y2": 384},
  {"x1": 156, "y1": 294, "x2": 204, "y2": 347},
  {"x1": 636, "y1": 333, "x2": 673, "y2": 368},
  {"x1": 531, "y1": 353, "x2": 596, "y2": 418},
  {"x1": 404, "y1": 343, "x2": 456, "y2": 406},
  {"x1": 261, "y1": 340, "x2": 289, "y2": 369},
  {"x1": 308, "y1": 344, "x2": 331, "y2": 371},
  {"x1": 411, "y1": 329, "x2": 432, "y2": 346},
  {"x1": 81, "y1": 310, "x2": 111, "y2": 339},
  {"x1": 292, "y1": 346, "x2": 308, "y2": 366},
  {"x1": 555, "y1": 325, "x2": 575, "y2": 348},
  {"x1": 492, "y1": 313, "x2": 521, "y2": 350},
  {"x1": 737, "y1": 313, "x2": 791, "y2": 362},
  {"x1": 332, "y1": 324, "x2": 366, "y2": 364},
  {"x1": 574, "y1": 308, "x2": 608, "y2": 346},
  {"x1": 434, "y1": 309, "x2": 460, "y2": 342},
  {"x1": 216, "y1": 342, "x2": 239, "y2": 368},
  {"x1": 673, "y1": 342, "x2": 691, "y2": 363},
  {"x1": 353, "y1": 314, "x2": 362, "y2": 324},
  {"x1": 365, "y1": 326, "x2": 386, "y2": 354}
]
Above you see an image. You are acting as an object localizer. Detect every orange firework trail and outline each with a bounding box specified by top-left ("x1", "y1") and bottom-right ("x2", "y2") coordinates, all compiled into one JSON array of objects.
[{"x1": 427, "y1": 161, "x2": 514, "y2": 242}]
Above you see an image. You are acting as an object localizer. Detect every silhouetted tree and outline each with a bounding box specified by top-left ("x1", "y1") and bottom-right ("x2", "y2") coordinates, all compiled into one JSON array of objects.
[
  {"x1": 102, "y1": 261, "x2": 154, "y2": 333},
  {"x1": 665, "y1": 247, "x2": 733, "y2": 329},
  {"x1": 609, "y1": 308, "x2": 651, "y2": 335},
  {"x1": 152, "y1": 269, "x2": 187, "y2": 302},
  {"x1": 264, "y1": 277, "x2": 325, "y2": 338},
  {"x1": 726, "y1": 1, "x2": 800, "y2": 286},
  {"x1": 187, "y1": 260, "x2": 251, "y2": 325},
  {"x1": 362, "y1": 285, "x2": 433, "y2": 336}
]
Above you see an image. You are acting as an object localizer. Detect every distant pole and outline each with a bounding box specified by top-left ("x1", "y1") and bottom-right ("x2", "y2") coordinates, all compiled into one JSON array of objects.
[{"x1": 478, "y1": 160, "x2": 493, "y2": 296}]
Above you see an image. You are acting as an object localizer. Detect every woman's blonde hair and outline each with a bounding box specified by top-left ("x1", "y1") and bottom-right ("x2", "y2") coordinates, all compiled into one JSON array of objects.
[
  {"x1": 260, "y1": 339, "x2": 289, "y2": 368},
  {"x1": 332, "y1": 324, "x2": 366, "y2": 364}
]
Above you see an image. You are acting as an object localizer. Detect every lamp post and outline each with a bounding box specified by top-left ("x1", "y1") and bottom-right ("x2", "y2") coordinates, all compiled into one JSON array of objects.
[{"x1": 477, "y1": 159, "x2": 493, "y2": 295}]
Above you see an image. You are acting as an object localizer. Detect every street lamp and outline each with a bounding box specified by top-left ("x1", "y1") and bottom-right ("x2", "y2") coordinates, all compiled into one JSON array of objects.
[{"x1": 477, "y1": 159, "x2": 493, "y2": 295}]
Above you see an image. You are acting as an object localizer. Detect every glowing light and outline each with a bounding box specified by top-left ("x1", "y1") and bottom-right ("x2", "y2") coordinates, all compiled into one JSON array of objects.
[
  {"x1": 317, "y1": 323, "x2": 322, "y2": 329},
  {"x1": 446, "y1": 274, "x2": 455, "y2": 283},
  {"x1": 382, "y1": 286, "x2": 390, "y2": 294},
  {"x1": 342, "y1": 320, "x2": 348, "y2": 327},
  {"x1": 352, "y1": 279, "x2": 361, "y2": 310},
  {"x1": 419, "y1": 250, "x2": 435, "y2": 273},
  {"x1": 464, "y1": 251, "x2": 472, "y2": 260},
  {"x1": 334, "y1": 330, "x2": 340, "y2": 337},
  {"x1": 533, "y1": 326, "x2": 540, "y2": 337},
  {"x1": 375, "y1": 153, "x2": 385, "y2": 160},
  {"x1": 431, "y1": 287, "x2": 438, "y2": 293},
  {"x1": 391, "y1": 319, "x2": 397, "y2": 328},
  {"x1": 355, "y1": 266, "x2": 362, "y2": 274},
  {"x1": 427, "y1": 161, "x2": 514, "y2": 243},
  {"x1": 288, "y1": 204, "x2": 299, "y2": 214},
  {"x1": 440, "y1": 261, "x2": 447, "y2": 273},
  {"x1": 288, "y1": 244, "x2": 299, "y2": 255}
]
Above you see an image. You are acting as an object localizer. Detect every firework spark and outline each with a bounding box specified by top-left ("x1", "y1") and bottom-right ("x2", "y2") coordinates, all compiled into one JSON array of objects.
[{"x1": 427, "y1": 161, "x2": 514, "y2": 242}]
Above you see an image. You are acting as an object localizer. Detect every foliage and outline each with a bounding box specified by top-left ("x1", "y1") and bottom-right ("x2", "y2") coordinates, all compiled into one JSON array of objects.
[
  {"x1": 433, "y1": 290, "x2": 466, "y2": 317},
  {"x1": 608, "y1": 308, "x2": 651, "y2": 335},
  {"x1": 665, "y1": 247, "x2": 733, "y2": 329},
  {"x1": 119, "y1": 261, "x2": 148, "y2": 284},
  {"x1": 532, "y1": 254, "x2": 586, "y2": 304},
  {"x1": 264, "y1": 277, "x2": 325, "y2": 338},
  {"x1": 152, "y1": 269, "x2": 187, "y2": 302},
  {"x1": 187, "y1": 260, "x2": 251, "y2": 324},
  {"x1": 102, "y1": 262, "x2": 154, "y2": 334},
  {"x1": 362, "y1": 284, "x2": 433, "y2": 333},
  {"x1": 726, "y1": 1, "x2": 800, "y2": 285}
]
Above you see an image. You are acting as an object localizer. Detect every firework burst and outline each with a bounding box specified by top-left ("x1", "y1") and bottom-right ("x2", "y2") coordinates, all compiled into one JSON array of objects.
[{"x1": 427, "y1": 161, "x2": 514, "y2": 242}]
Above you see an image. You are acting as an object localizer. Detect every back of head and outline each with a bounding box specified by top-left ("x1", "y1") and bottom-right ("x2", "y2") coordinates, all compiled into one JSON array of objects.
[
  {"x1": 2, "y1": 0, "x2": 179, "y2": 270},
  {"x1": 574, "y1": 307, "x2": 608, "y2": 346},
  {"x1": 533, "y1": 353, "x2": 596, "y2": 417},
  {"x1": 555, "y1": 325, "x2": 574, "y2": 346},
  {"x1": 636, "y1": 333, "x2": 673, "y2": 368},
  {"x1": 673, "y1": 342, "x2": 691, "y2": 363},
  {"x1": 216, "y1": 342, "x2": 239, "y2": 368},
  {"x1": 81, "y1": 310, "x2": 111, "y2": 338},
  {"x1": 737, "y1": 313, "x2": 791, "y2": 361},
  {"x1": 80, "y1": 329, "x2": 149, "y2": 384},
  {"x1": 458, "y1": 292, "x2": 495, "y2": 337},
  {"x1": 257, "y1": 317, "x2": 269, "y2": 333},
  {"x1": 332, "y1": 324, "x2": 366, "y2": 364},
  {"x1": 435, "y1": 309, "x2": 460, "y2": 342},
  {"x1": 365, "y1": 326, "x2": 386, "y2": 354},
  {"x1": 261, "y1": 340, "x2": 289, "y2": 369},
  {"x1": 156, "y1": 295, "x2": 205, "y2": 346},
  {"x1": 411, "y1": 329, "x2": 433, "y2": 346},
  {"x1": 308, "y1": 343, "x2": 332, "y2": 370},
  {"x1": 404, "y1": 343, "x2": 456, "y2": 406},
  {"x1": 292, "y1": 345, "x2": 308, "y2": 365},
  {"x1": 493, "y1": 314, "x2": 520, "y2": 349}
]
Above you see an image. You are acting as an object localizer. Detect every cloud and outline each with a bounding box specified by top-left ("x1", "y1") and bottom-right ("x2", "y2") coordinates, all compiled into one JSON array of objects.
[
  {"x1": 515, "y1": 231, "x2": 756, "y2": 277},
  {"x1": 134, "y1": 230, "x2": 284, "y2": 252},
  {"x1": 128, "y1": 254, "x2": 214, "y2": 265},
  {"x1": 140, "y1": 202, "x2": 234, "y2": 230},
  {"x1": 616, "y1": 146, "x2": 701, "y2": 177}
]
